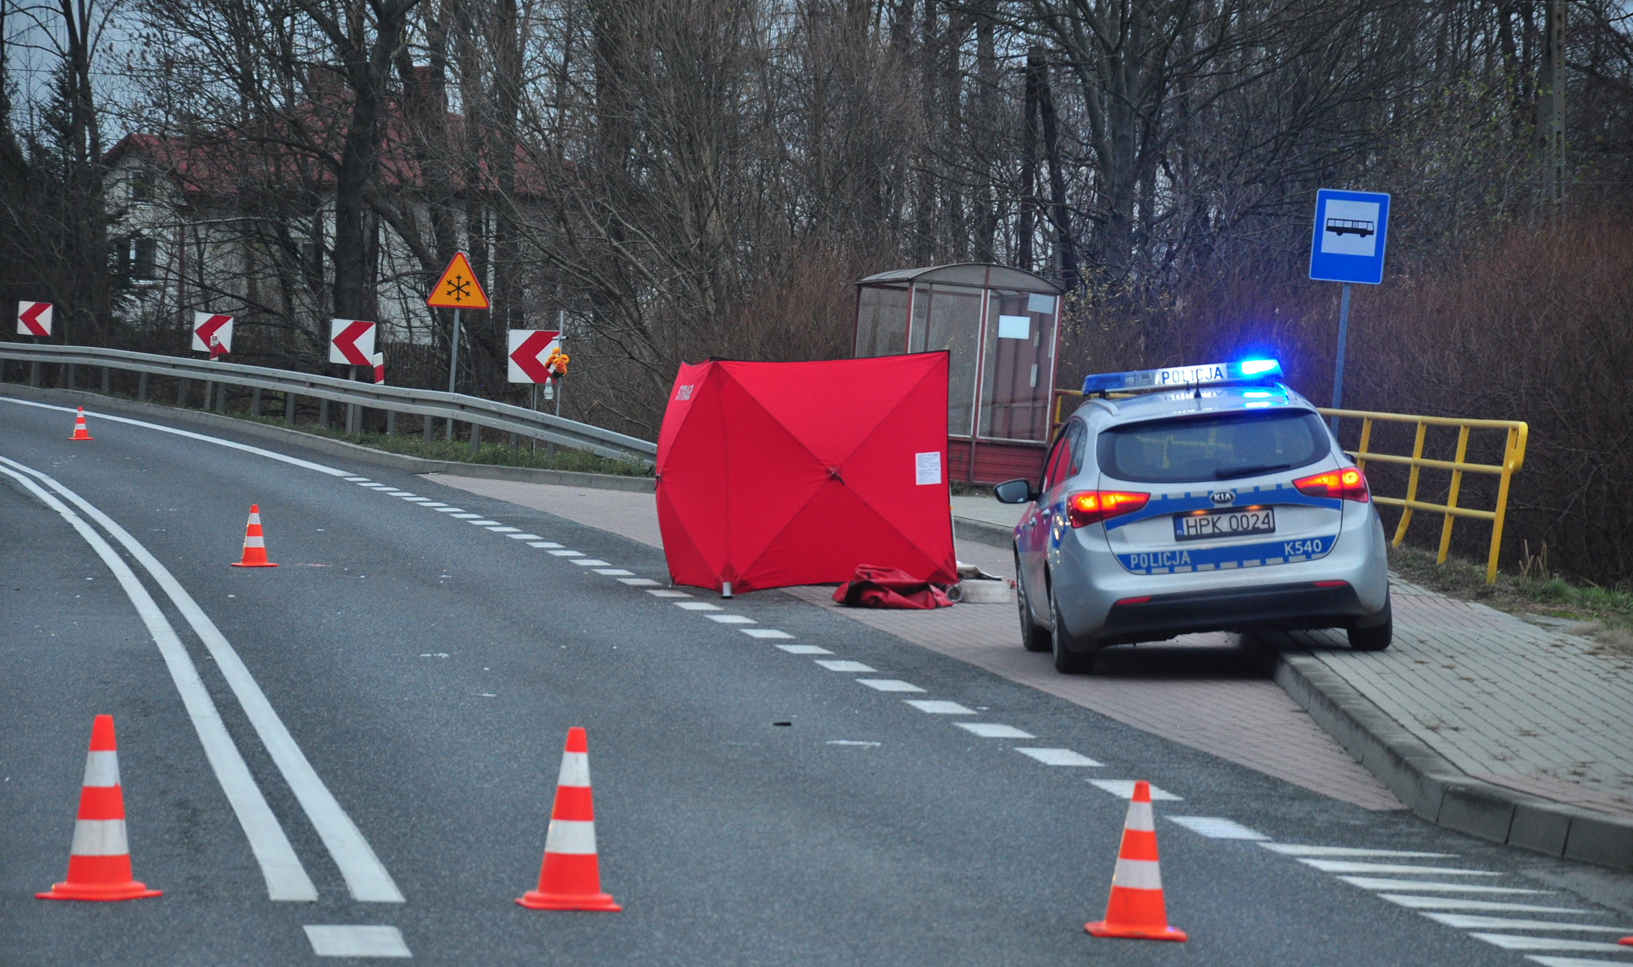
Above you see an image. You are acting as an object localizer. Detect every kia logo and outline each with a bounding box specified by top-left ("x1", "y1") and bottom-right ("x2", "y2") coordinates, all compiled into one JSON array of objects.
[{"x1": 1210, "y1": 490, "x2": 1236, "y2": 506}]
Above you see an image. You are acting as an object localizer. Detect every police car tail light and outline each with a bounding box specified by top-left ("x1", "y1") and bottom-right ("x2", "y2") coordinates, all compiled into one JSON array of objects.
[
  {"x1": 1067, "y1": 490, "x2": 1149, "y2": 528},
  {"x1": 1293, "y1": 468, "x2": 1370, "y2": 502}
]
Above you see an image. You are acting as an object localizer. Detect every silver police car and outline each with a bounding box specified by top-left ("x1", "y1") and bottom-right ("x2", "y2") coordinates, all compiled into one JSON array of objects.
[{"x1": 996, "y1": 359, "x2": 1391, "y2": 674}]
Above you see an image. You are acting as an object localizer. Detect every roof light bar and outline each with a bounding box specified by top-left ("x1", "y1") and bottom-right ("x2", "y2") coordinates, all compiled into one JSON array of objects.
[{"x1": 1081, "y1": 359, "x2": 1283, "y2": 394}]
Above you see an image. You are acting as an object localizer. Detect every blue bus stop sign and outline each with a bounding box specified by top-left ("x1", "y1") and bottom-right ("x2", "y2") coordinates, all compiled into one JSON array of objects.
[{"x1": 1309, "y1": 189, "x2": 1390, "y2": 285}]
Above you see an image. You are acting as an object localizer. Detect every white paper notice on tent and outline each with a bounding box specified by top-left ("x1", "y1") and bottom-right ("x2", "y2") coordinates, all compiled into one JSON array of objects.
[
  {"x1": 997, "y1": 315, "x2": 1030, "y2": 339},
  {"x1": 915, "y1": 451, "x2": 942, "y2": 486},
  {"x1": 1027, "y1": 293, "x2": 1056, "y2": 314}
]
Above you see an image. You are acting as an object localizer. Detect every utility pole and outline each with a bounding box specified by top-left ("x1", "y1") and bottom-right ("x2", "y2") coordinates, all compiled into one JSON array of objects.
[{"x1": 1538, "y1": 0, "x2": 1566, "y2": 220}]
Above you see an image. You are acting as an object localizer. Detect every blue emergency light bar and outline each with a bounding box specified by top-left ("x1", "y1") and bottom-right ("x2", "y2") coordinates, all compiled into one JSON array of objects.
[{"x1": 1081, "y1": 359, "x2": 1283, "y2": 394}]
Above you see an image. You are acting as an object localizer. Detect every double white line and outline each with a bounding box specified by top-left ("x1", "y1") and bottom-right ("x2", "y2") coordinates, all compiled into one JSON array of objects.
[{"x1": 0, "y1": 454, "x2": 402, "y2": 904}]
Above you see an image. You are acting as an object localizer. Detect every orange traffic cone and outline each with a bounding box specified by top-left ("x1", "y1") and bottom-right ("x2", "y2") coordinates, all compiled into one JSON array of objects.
[
  {"x1": 69, "y1": 407, "x2": 93, "y2": 441},
  {"x1": 230, "y1": 504, "x2": 278, "y2": 568},
  {"x1": 37, "y1": 715, "x2": 161, "y2": 902},
  {"x1": 516, "y1": 727, "x2": 620, "y2": 911},
  {"x1": 1085, "y1": 780, "x2": 1186, "y2": 942}
]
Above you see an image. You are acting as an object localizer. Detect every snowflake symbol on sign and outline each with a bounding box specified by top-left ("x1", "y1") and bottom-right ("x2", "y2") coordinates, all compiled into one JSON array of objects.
[{"x1": 444, "y1": 274, "x2": 472, "y2": 303}]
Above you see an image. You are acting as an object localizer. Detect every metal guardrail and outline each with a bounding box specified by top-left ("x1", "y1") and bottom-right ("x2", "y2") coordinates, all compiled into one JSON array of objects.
[
  {"x1": 1050, "y1": 387, "x2": 1527, "y2": 584},
  {"x1": 1320, "y1": 408, "x2": 1527, "y2": 585},
  {"x1": 0, "y1": 343, "x2": 656, "y2": 466}
]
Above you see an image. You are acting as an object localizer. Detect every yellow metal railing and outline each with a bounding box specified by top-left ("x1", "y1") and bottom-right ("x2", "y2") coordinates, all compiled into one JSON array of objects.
[
  {"x1": 1318, "y1": 409, "x2": 1527, "y2": 585},
  {"x1": 1050, "y1": 388, "x2": 1528, "y2": 584}
]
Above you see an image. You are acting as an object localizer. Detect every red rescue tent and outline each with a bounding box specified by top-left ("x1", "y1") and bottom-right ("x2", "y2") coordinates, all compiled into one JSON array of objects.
[{"x1": 656, "y1": 354, "x2": 957, "y2": 594}]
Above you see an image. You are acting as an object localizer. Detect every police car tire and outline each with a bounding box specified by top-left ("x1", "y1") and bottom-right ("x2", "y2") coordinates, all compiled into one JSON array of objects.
[
  {"x1": 1349, "y1": 600, "x2": 1393, "y2": 652},
  {"x1": 1050, "y1": 586, "x2": 1096, "y2": 674},
  {"x1": 1016, "y1": 552, "x2": 1050, "y2": 652}
]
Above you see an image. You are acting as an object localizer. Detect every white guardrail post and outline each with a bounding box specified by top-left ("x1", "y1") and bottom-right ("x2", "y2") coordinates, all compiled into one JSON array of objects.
[{"x1": 0, "y1": 343, "x2": 656, "y2": 467}]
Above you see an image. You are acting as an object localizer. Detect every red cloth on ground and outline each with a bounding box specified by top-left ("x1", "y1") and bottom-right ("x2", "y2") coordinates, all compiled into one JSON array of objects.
[{"x1": 832, "y1": 565, "x2": 954, "y2": 610}]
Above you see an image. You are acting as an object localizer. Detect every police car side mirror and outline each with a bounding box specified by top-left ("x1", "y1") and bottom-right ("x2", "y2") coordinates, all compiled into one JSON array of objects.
[{"x1": 994, "y1": 478, "x2": 1037, "y2": 504}]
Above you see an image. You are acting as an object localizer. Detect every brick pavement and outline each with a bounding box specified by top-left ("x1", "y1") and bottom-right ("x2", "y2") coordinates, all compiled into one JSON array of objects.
[{"x1": 430, "y1": 473, "x2": 1404, "y2": 810}]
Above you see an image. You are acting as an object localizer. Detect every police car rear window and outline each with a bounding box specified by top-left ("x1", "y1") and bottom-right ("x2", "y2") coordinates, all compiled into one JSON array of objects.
[{"x1": 1097, "y1": 411, "x2": 1329, "y2": 484}]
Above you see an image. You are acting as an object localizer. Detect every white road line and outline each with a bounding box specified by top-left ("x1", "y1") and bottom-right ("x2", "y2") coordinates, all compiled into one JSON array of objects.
[
  {"x1": 675, "y1": 601, "x2": 720, "y2": 611},
  {"x1": 618, "y1": 577, "x2": 658, "y2": 586},
  {"x1": 855, "y1": 679, "x2": 925, "y2": 693},
  {"x1": 421, "y1": 502, "x2": 448, "y2": 508},
  {"x1": 450, "y1": 513, "x2": 481, "y2": 519},
  {"x1": 0, "y1": 461, "x2": 317, "y2": 902},
  {"x1": 742, "y1": 629, "x2": 793, "y2": 639},
  {"x1": 468, "y1": 519, "x2": 502, "y2": 526},
  {"x1": 434, "y1": 507, "x2": 465, "y2": 513},
  {"x1": 570, "y1": 559, "x2": 611, "y2": 567},
  {"x1": 1301, "y1": 859, "x2": 1497, "y2": 876},
  {"x1": 0, "y1": 458, "x2": 407, "y2": 904},
  {"x1": 401, "y1": 497, "x2": 431, "y2": 503},
  {"x1": 379, "y1": 490, "x2": 412, "y2": 496},
  {"x1": 359, "y1": 483, "x2": 391, "y2": 489},
  {"x1": 304, "y1": 925, "x2": 412, "y2": 958},
  {"x1": 1473, "y1": 935, "x2": 1633, "y2": 953},
  {"x1": 1424, "y1": 914, "x2": 1629, "y2": 933},
  {"x1": 826, "y1": 740, "x2": 881, "y2": 748},
  {"x1": 1088, "y1": 778, "x2": 1179, "y2": 798},
  {"x1": 1018, "y1": 748, "x2": 1103, "y2": 767},
  {"x1": 707, "y1": 614, "x2": 755, "y2": 624},
  {"x1": 904, "y1": 700, "x2": 974, "y2": 714},
  {"x1": 1262, "y1": 844, "x2": 1453, "y2": 858},
  {"x1": 507, "y1": 534, "x2": 544, "y2": 540},
  {"x1": 648, "y1": 589, "x2": 690, "y2": 597},
  {"x1": 1166, "y1": 817, "x2": 1268, "y2": 840},
  {"x1": 528, "y1": 541, "x2": 562, "y2": 548},
  {"x1": 1, "y1": 398, "x2": 352, "y2": 477},
  {"x1": 597, "y1": 569, "x2": 635, "y2": 576},
  {"x1": 956, "y1": 723, "x2": 1034, "y2": 738},
  {"x1": 1525, "y1": 957, "x2": 1633, "y2": 967},
  {"x1": 549, "y1": 550, "x2": 583, "y2": 557},
  {"x1": 1380, "y1": 896, "x2": 1589, "y2": 914},
  {"x1": 815, "y1": 660, "x2": 876, "y2": 673},
  {"x1": 485, "y1": 526, "x2": 521, "y2": 533},
  {"x1": 1338, "y1": 876, "x2": 1547, "y2": 894},
  {"x1": 344, "y1": 477, "x2": 370, "y2": 482},
  {"x1": 777, "y1": 644, "x2": 833, "y2": 655}
]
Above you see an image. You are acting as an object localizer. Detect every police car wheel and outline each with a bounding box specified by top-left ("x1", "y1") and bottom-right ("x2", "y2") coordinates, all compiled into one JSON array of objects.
[
  {"x1": 1016, "y1": 552, "x2": 1050, "y2": 652},
  {"x1": 1349, "y1": 599, "x2": 1393, "y2": 652},
  {"x1": 1049, "y1": 585, "x2": 1095, "y2": 674}
]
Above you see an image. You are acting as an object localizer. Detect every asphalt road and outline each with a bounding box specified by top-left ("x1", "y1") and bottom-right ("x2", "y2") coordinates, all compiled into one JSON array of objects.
[{"x1": 3, "y1": 394, "x2": 1631, "y2": 966}]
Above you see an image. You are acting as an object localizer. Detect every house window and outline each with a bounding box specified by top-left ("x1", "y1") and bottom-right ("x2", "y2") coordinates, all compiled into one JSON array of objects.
[
  {"x1": 128, "y1": 238, "x2": 157, "y2": 280},
  {"x1": 301, "y1": 241, "x2": 323, "y2": 273},
  {"x1": 128, "y1": 174, "x2": 152, "y2": 202}
]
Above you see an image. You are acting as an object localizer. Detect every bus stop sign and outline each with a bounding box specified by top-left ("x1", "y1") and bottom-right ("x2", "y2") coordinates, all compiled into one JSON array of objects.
[{"x1": 1309, "y1": 189, "x2": 1390, "y2": 285}]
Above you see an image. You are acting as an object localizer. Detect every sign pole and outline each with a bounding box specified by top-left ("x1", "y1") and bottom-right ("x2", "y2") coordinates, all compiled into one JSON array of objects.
[
  {"x1": 531, "y1": 383, "x2": 539, "y2": 454},
  {"x1": 1330, "y1": 282, "x2": 1351, "y2": 437},
  {"x1": 446, "y1": 307, "x2": 461, "y2": 440}
]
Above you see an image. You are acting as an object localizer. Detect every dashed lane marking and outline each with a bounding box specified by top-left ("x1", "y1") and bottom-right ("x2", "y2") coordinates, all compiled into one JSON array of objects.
[
  {"x1": 1380, "y1": 896, "x2": 1589, "y2": 914},
  {"x1": 777, "y1": 644, "x2": 833, "y2": 655},
  {"x1": 1166, "y1": 816, "x2": 1268, "y2": 840},
  {"x1": 618, "y1": 577, "x2": 659, "y2": 586},
  {"x1": 421, "y1": 502, "x2": 448, "y2": 507},
  {"x1": 528, "y1": 541, "x2": 562, "y2": 548},
  {"x1": 856, "y1": 679, "x2": 925, "y2": 693},
  {"x1": 450, "y1": 513, "x2": 481, "y2": 519},
  {"x1": 380, "y1": 490, "x2": 413, "y2": 496},
  {"x1": 1425, "y1": 914, "x2": 1630, "y2": 933},
  {"x1": 1338, "y1": 876, "x2": 1547, "y2": 894},
  {"x1": 1089, "y1": 778, "x2": 1180, "y2": 798},
  {"x1": 570, "y1": 559, "x2": 611, "y2": 566},
  {"x1": 549, "y1": 550, "x2": 583, "y2": 557},
  {"x1": 956, "y1": 723, "x2": 1034, "y2": 738},
  {"x1": 358, "y1": 483, "x2": 390, "y2": 489},
  {"x1": 433, "y1": 507, "x2": 465, "y2": 513},
  {"x1": 675, "y1": 601, "x2": 721, "y2": 611},
  {"x1": 344, "y1": 476, "x2": 370, "y2": 482},
  {"x1": 904, "y1": 700, "x2": 974, "y2": 714},
  {"x1": 468, "y1": 519, "x2": 502, "y2": 526},
  {"x1": 1018, "y1": 748, "x2": 1103, "y2": 767},
  {"x1": 598, "y1": 569, "x2": 636, "y2": 576},
  {"x1": 826, "y1": 740, "x2": 882, "y2": 748},
  {"x1": 741, "y1": 629, "x2": 793, "y2": 639},
  {"x1": 507, "y1": 533, "x2": 544, "y2": 540},
  {"x1": 401, "y1": 497, "x2": 432, "y2": 503},
  {"x1": 815, "y1": 660, "x2": 876, "y2": 673},
  {"x1": 1525, "y1": 957, "x2": 1633, "y2": 967},
  {"x1": 707, "y1": 614, "x2": 755, "y2": 623},
  {"x1": 1474, "y1": 935, "x2": 1633, "y2": 953},
  {"x1": 1301, "y1": 859, "x2": 1500, "y2": 876},
  {"x1": 303, "y1": 925, "x2": 412, "y2": 958},
  {"x1": 1263, "y1": 844, "x2": 1452, "y2": 858},
  {"x1": 484, "y1": 526, "x2": 520, "y2": 533},
  {"x1": 648, "y1": 589, "x2": 690, "y2": 598}
]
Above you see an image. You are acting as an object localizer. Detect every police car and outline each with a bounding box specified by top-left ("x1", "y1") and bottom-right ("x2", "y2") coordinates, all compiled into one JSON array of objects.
[{"x1": 996, "y1": 359, "x2": 1391, "y2": 674}]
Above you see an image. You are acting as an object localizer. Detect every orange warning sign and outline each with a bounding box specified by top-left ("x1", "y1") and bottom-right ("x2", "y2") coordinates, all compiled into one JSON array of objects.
[{"x1": 426, "y1": 252, "x2": 490, "y2": 310}]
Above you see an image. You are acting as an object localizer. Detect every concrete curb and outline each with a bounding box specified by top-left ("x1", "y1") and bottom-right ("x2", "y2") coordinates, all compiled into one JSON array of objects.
[
  {"x1": 1268, "y1": 643, "x2": 1633, "y2": 871},
  {"x1": 953, "y1": 516, "x2": 1013, "y2": 550},
  {"x1": 0, "y1": 383, "x2": 656, "y2": 494}
]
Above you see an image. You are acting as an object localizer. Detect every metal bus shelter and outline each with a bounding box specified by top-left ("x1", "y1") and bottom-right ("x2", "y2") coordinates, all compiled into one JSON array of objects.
[{"x1": 853, "y1": 263, "x2": 1063, "y2": 484}]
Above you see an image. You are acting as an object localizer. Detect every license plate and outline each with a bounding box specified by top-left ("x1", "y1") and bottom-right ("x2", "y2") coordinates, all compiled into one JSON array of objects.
[{"x1": 1173, "y1": 507, "x2": 1276, "y2": 542}]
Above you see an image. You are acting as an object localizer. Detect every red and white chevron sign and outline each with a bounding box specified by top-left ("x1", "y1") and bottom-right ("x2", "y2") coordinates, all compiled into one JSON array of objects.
[
  {"x1": 507, "y1": 329, "x2": 561, "y2": 384},
  {"x1": 17, "y1": 301, "x2": 52, "y2": 337},
  {"x1": 329, "y1": 319, "x2": 377, "y2": 366},
  {"x1": 371, "y1": 352, "x2": 385, "y2": 384},
  {"x1": 192, "y1": 313, "x2": 234, "y2": 354}
]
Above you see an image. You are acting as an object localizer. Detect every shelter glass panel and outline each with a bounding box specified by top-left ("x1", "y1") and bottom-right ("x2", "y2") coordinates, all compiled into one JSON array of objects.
[
  {"x1": 908, "y1": 284, "x2": 982, "y2": 436},
  {"x1": 854, "y1": 285, "x2": 910, "y2": 357},
  {"x1": 977, "y1": 289, "x2": 1056, "y2": 442}
]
